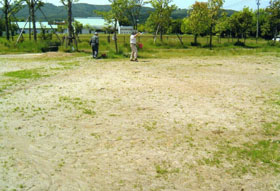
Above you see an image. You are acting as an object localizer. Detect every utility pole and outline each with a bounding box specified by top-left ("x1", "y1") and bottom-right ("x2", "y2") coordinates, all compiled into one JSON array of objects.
[{"x1": 256, "y1": 0, "x2": 260, "y2": 43}]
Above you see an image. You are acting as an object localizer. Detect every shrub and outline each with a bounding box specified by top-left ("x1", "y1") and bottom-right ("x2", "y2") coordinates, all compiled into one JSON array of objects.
[{"x1": 234, "y1": 41, "x2": 245, "y2": 47}]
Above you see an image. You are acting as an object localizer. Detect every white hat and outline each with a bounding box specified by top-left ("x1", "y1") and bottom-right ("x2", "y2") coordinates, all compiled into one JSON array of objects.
[{"x1": 95, "y1": 32, "x2": 98, "y2": 35}]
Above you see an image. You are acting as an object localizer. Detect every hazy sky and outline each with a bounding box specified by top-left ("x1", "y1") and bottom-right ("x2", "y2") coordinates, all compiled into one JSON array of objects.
[{"x1": 45, "y1": 0, "x2": 270, "y2": 10}]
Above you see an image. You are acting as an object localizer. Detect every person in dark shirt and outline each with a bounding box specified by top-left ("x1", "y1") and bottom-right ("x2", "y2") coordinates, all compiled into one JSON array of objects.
[{"x1": 89, "y1": 32, "x2": 99, "y2": 59}]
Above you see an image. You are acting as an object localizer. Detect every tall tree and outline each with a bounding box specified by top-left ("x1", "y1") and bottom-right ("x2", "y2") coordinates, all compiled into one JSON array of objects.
[
  {"x1": 266, "y1": 0, "x2": 280, "y2": 43},
  {"x1": 187, "y1": 1, "x2": 209, "y2": 44},
  {"x1": 24, "y1": 0, "x2": 44, "y2": 41},
  {"x1": 0, "y1": 0, "x2": 23, "y2": 40},
  {"x1": 0, "y1": 18, "x2": 5, "y2": 36},
  {"x1": 60, "y1": 0, "x2": 79, "y2": 45},
  {"x1": 125, "y1": 0, "x2": 146, "y2": 30},
  {"x1": 207, "y1": 0, "x2": 224, "y2": 49},
  {"x1": 252, "y1": 9, "x2": 269, "y2": 39},
  {"x1": 229, "y1": 7, "x2": 253, "y2": 43},
  {"x1": 30, "y1": 0, "x2": 36, "y2": 41},
  {"x1": 99, "y1": 0, "x2": 128, "y2": 53},
  {"x1": 215, "y1": 12, "x2": 230, "y2": 38},
  {"x1": 146, "y1": 0, "x2": 176, "y2": 42}
]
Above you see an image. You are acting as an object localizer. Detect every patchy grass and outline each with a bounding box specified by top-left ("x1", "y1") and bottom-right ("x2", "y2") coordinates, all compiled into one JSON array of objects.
[
  {"x1": 143, "y1": 121, "x2": 158, "y2": 131},
  {"x1": 0, "y1": 79, "x2": 19, "y2": 93},
  {"x1": 263, "y1": 122, "x2": 280, "y2": 136},
  {"x1": 205, "y1": 124, "x2": 280, "y2": 176},
  {"x1": 4, "y1": 69, "x2": 44, "y2": 79},
  {"x1": 57, "y1": 61, "x2": 80, "y2": 69},
  {"x1": 1, "y1": 54, "x2": 280, "y2": 190},
  {"x1": 59, "y1": 96, "x2": 96, "y2": 117},
  {"x1": 155, "y1": 163, "x2": 180, "y2": 178}
]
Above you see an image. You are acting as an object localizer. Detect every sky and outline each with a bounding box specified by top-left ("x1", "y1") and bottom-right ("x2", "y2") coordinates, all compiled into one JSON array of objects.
[{"x1": 45, "y1": 0, "x2": 271, "y2": 11}]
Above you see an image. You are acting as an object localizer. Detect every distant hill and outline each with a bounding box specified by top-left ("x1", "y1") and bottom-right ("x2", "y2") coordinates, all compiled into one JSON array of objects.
[{"x1": 0, "y1": 3, "x2": 236, "y2": 23}]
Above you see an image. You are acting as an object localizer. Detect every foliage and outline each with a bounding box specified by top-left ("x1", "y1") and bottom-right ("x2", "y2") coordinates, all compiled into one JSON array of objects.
[
  {"x1": 266, "y1": 0, "x2": 280, "y2": 43},
  {"x1": 57, "y1": 24, "x2": 67, "y2": 33},
  {"x1": 60, "y1": 0, "x2": 79, "y2": 44},
  {"x1": 0, "y1": 18, "x2": 4, "y2": 36},
  {"x1": 124, "y1": 0, "x2": 146, "y2": 30},
  {"x1": 73, "y1": 20, "x2": 83, "y2": 35},
  {"x1": 84, "y1": 24, "x2": 95, "y2": 34},
  {"x1": 37, "y1": 22, "x2": 52, "y2": 40},
  {"x1": 186, "y1": 2, "x2": 209, "y2": 44},
  {"x1": 229, "y1": 7, "x2": 254, "y2": 43},
  {"x1": 167, "y1": 18, "x2": 182, "y2": 34},
  {"x1": 0, "y1": 0, "x2": 24, "y2": 40},
  {"x1": 98, "y1": 0, "x2": 130, "y2": 53},
  {"x1": 207, "y1": 0, "x2": 224, "y2": 49},
  {"x1": 146, "y1": 0, "x2": 176, "y2": 42},
  {"x1": 215, "y1": 12, "x2": 230, "y2": 37}
]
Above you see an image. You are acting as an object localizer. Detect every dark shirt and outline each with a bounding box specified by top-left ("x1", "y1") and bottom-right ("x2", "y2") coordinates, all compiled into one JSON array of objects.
[{"x1": 90, "y1": 35, "x2": 99, "y2": 47}]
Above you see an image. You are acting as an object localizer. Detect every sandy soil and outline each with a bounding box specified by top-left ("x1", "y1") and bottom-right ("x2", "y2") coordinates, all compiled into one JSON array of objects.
[{"x1": 0, "y1": 53, "x2": 280, "y2": 191}]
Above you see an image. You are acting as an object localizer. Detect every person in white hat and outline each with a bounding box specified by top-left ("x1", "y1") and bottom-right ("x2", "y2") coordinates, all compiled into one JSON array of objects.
[
  {"x1": 89, "y1": 32, "x2": 99, "y2": 59},
  {"x1": 130, "y1": 31, "x2": 141, "y2": 62}
]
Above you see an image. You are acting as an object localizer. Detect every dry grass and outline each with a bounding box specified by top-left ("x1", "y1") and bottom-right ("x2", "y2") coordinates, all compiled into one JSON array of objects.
[{"x1": 0, "y1": 53, "x2": 280, "y2": 191}]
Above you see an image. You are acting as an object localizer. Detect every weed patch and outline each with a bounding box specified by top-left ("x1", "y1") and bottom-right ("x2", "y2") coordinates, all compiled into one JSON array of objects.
[
  {"x1": 263, "y1": 122, "x2": 280, "y2": 136},
  {"x1": 4, "y1": 69, "x2": 44, "y2": 79},
  {"x1": 57, "y1": 61, "x2": 80, "y2": 69},
  {"x1": 204, "y1": 138, "x2": 280, "y2": 176},
  {"x1": 143, "y1": 121, "x2": 158, "y2": 131},
  {"x1": 59, "y1": 96, "x2": 96, "y2": 116},
  {"x1": 155, "y1": 163, "x2": 180, "y2": 178},
  {"x1": 0, "y1": 79, "x2": 20, "y2": 93}
]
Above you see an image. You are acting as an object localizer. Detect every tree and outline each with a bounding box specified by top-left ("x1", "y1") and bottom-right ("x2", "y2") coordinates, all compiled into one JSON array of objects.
[
  {"x1": 125, "y1": 0, "x2": 146, "y2": 30},
  {"x1": 84, "y1": 24, "x2": 95, "y2": 34},
  {"x1": 266, "y1": 0, "x2": 280, "y2": 43},
  {"x1": 252, "y1": 8, "x2": 268, "y2": 39},
  {"x1": 207, "y1": 0, "x2": 224, "y2": 49},
  {"x1": 0, "y1": 0, "x2": 23, "y2": 40},
  {"x1": 167, "y1": 18, "x2": 182, "y2": 34},
  {"x1": 146, "y1": 0, "x2": 176, "y2": 42},
  {"x1": 187, "y1": 1, "x2": 209, "y2": 44},
  {"x1": 181, "y1": 18, "x2": 191, "y2": 34},
  {"x1": 73, "y1": 20, "x2": 83, "y2": 35},
  {"x1": 229, "y1": 7, "x2": 253, "y2": 43},
  {"x1": 25, "y1": 0, "x2": 44, "y2": 41},
  {"x1": 99, "y1": 0, "x2": 128, "y2": 53},
  {"x1": 0, "y1": 18, "x2": 5, "y2": 36},
  {"x1": 215, "y1": 12, "x2": 230, "y2": 38},
  {"x1": 60, "y1": 0, "x2": 79, "y2": 45}
]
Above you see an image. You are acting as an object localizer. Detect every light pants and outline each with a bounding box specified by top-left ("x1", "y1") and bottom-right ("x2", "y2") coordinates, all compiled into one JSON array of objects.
[{"x1": 130, "y1": 43, "x2": 138, "y2": 60}]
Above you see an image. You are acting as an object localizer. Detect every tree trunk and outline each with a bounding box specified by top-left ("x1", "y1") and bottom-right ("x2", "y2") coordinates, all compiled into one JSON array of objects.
[
  {"x1": 209, "y1": 24, "x2": 213, "y2": 50},
  {"x1": 160, "y1": 27, "x2": 163, "y2": 42},
  {"x1": 194, "y1": 34, "x2": 198, "y2": 44},
  {"x1": 67, "y1": 0, "x2": 73, "y2": 45},
  {"x1": 4, "y1": 0, "x2": 9, "y2": 40},
  {"x1": 176, "y1": 34, "x2": 184, "y2": 46},
  {"x1": 31, "y1": 0, "x2": 37, "y2": 41},
  {"x1": 153, "y1": 24, "x2": 160, "y2": 44},
  {"x1": 29, "y1": 5, "x2": 31, "y2": 40},
  {"x1": 114, "y1": 20, "x2": 118, "y2": 53},
  {"x1": 273, "y1": 28, "x2": 277, "y2": 44}
]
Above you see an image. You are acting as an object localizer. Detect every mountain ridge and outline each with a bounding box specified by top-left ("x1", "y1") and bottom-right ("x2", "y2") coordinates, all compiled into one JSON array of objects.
[{"x1": 0, "y1": 3, "x2": 236, "y2": 23}]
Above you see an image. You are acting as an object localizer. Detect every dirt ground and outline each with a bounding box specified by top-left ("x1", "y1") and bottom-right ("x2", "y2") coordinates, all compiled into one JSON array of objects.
[{"x1": 0, "y1": 53, "x2": 280, "y2": 191}]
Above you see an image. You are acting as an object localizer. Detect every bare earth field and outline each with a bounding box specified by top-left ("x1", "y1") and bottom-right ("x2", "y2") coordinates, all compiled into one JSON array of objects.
[{"x1": 0, "y1": 53, "x2": 280, "y2": 191}]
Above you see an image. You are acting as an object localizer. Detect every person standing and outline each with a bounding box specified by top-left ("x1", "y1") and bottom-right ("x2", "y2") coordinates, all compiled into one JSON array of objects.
[
  {"x1": 90, "y1": 32, "x2": 99, "y2": 59},
  {"x1": 130, "y1": 31, "x2": 141, "y2": 62}
]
